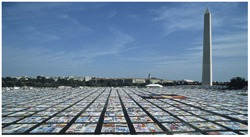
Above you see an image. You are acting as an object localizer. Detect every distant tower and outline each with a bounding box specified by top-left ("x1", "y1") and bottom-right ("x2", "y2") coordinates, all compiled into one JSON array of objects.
[
  {"x1": 148, "y1": 73, "x2": 151, "y2": 79},
  {"x1": 202, "y1": 8, "x2": 212, "y2": 86}
]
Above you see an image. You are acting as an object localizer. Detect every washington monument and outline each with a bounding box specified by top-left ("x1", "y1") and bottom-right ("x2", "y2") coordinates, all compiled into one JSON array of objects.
[{"x1": 202, "y1": 8, "x2": 212, "y2": 86}]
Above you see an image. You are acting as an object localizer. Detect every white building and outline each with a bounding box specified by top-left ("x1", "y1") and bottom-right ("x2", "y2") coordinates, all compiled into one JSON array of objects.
[
  {"x1": 146, "y1": 84, "x2": 163, "y2": 88},
  {"x1": 85, "y1": 76, "x2": 91, "y2": 81}
]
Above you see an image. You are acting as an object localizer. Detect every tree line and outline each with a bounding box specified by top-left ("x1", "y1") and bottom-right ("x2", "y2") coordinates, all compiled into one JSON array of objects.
[
  {"x1": 2, "y1": 76, "x2": 248, "y2": 90},
  {"x1": 228, "y1": 77, "x2": 247, "y2": 90},
  {"x1": 1, "y1": 77, "x2": 180, "y2": 88},
  {"x1": 2, "y1": 77, "x2": 147, "y2": 88}
]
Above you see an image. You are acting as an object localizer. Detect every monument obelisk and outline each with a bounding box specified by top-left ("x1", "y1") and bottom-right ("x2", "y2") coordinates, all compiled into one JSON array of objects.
[{"x1": 202, "y1": 7, "x2": 212, "y2": 86}]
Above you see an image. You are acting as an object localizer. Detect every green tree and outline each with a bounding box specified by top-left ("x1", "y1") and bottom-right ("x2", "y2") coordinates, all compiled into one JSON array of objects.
[
  {"x1": 86, "y1": 81, "x2": 93, "y2": 87},
  {"x1": 5, "y1": 77, "x2": 14, "y2": 82},
  {"x1": 35, "y1": 82, "x2": 43, "y2": 87},
  {"x1": 124, "y1": 83, "x2": 133, "y2": 86},
  {"x1": 5, "y1": 81, "x2": 15, "y2": 87},
  {"x1": 100, "y1": 83, "x2": 107, "y2": 87},
  {"x1": 161, "y1": 82, "x2": 174, "y2": 86},
  {"x1": 43, "y1": 82, "x2": 51, "y2": 87},
  {"x1": 107, "y1": 81, "x2": 113, "y2": 87},
  {"x1": 100, "y1": 79, "x2": 105, "y2": 83},
  {"x1": 51, "y1": 81, "x2": 59, "y2": 87},
  {"x1": 96, "y1": 84, "x2": 102, "y2": 87},
  {"x1": 112, "y1": 82, "x2": 118, "y2": 87},
  {"x1": 65, "y1": 80, "x2": 72, "y2": 86},
  {"x1": 229, "y1": 77, "x2": 246, "y2": 89},
  {"x1": 15, "y1": 81, "x2": 24, "y2": 87},
  {"x1": 78, "y1": 81, "x2": 86, "y2": 86},
  {"x1": 25, "y1": 81, "x2": 35, "y2": 87},
  {"x1": 91, "y1": 83, "x2": 99, "y2": 87},
  {"x1": 2, "y1": 81, "x2": 6, "y2": 87},
  {"x1": 118, "y1": 83, "x2": 124, "y2": 87},
  {"x1": 58, "y1": 79, "x2": 66, "y2": 85},
  {"x1": 138, "y1": 83, "x2": 147, "y2": 87}
]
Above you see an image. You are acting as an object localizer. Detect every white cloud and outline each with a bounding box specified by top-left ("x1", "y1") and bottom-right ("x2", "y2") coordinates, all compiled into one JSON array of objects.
[
  {"x1": 213, "y1": 43, "x2": 247, "y2": 57},
  {"x1": 3, "y1": 27, "x2": 136, "y2": 74},
  {"x1": 212, "y1": 32, "x2": 247, "y2": 57},
  {"x1": 80, "y1": 27, "x2": 135, "y2": 60},
  {"x1": 151, "y1": 4, "x2": 204, "y2": 35},
  {"x1": 29, "y1": 30, "x2": 61, "y2": 42},
  {"x1": 58, "y1": 14, "x2": 91, "y2": 32},
  {"x1": 2, "y1": 2, "x2": 68, "y2": 20},
  {"x1": 108, "y1": 10, "x2": 117, "y2": 19},
  {"x1": 15, "y1": 25, "x2": 61, "y2": 43},
  {"x1": 186, "y1": 46, "x2": 203, "y2": 51},
  {"x1": 122, "y1": 29, "x2": 247, "y2": 81},
  {"x1": 2, "y1": 45, "x2": 94, "y2": 76},
  {"x1": 58, "y1": 14, "x2": 69, "y2": 19},
  {"x1": 93, "y1": 3, "x2": 110, "y2": 9},
  {"x1": 150, "y1": 3, "x2": 244, "y2": 36},
  {"x1": 128, "y1": 14, "x2": 138, "y2": 19},
  {"x1": 185, "y1": 36, "x2": 247, "y2": 58}
]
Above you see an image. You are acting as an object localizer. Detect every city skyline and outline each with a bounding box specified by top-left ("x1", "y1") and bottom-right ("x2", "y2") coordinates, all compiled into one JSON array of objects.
[{"x1": 2, "y1": 2, "x2": 248, "y2": 82}]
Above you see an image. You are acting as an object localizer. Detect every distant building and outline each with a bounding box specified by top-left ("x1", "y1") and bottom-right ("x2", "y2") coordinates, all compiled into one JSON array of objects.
[
  {"x1": 85, "y1": 76, "x2": 91, "y2": 81},
  {"x1": 160, "y1": 79, "x2": 174, "y2": 83},
  {"x1": 15, "y1": 76, "x2": 22, "y2": 80},
  {"x1": 37, "y1": 75, "x2": 44, "y2": 79},
  {"x1": 133, "y1": 78, "x2": 145, "y2": 84},
  {"x1": 148, "y1": 73, "x2": 151, "y2": 79},
  {"x1": 51, "y1": 77, "x2": 58, "y2": 81},
  {"x1": 176, "y1": 79, "x2": 200, "y2": 85},
  {"x1": 59, "y1": 76, "x2": 66, "y2": 79},
  {"x1": 90, "y1": 78, "x2": 146, "y2": 84},
  {"x1": 90, "y1": 77, "x2": 175, "y2": 85},
  {"x1": 146, "y1": 78, "x2": 160, "y2": 84},
  {"x1": 23, "y1": 76, "x2": 29, "y2": 80},
  {"x1": 145, "y1": 78, "x2": 174, "y2": 84}
]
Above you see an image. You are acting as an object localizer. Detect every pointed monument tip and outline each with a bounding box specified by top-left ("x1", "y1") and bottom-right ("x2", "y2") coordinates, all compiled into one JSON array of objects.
[{"x1": 205, "y1": 7, "x2": 210, "y2": 14}]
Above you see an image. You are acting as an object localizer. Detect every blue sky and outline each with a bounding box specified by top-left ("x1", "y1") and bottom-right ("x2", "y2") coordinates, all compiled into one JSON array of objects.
[{"x1": 2, "y1": 2, "x2": 248, "y2": 82}]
